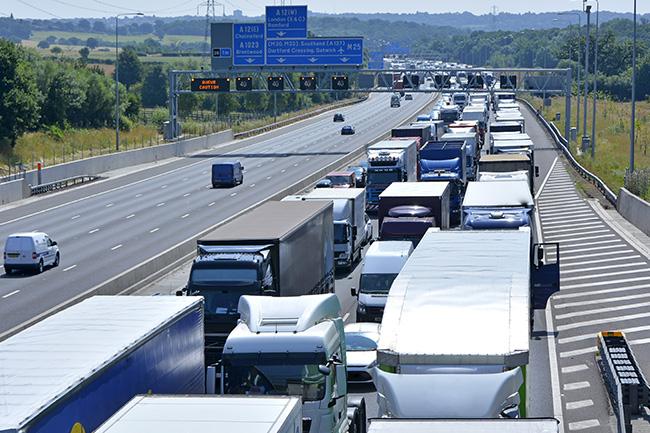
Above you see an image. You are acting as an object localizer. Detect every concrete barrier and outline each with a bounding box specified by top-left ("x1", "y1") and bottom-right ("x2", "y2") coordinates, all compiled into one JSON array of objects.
[
  {"x1": 617, "y1": 187, "x2": 650, "y2": 237},
  {"x1": 0, "y1": 179, "x2": 29, "y2": 205}
]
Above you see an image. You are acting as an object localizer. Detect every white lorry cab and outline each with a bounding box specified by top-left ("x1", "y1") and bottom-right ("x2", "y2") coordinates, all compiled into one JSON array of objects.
[
  {"x1": 221, "y1": 294, "x2": 366, "y2": 433},
  {"x1": 353, "y1": 241, "x2": 413, "y2": 323},
  {"x1": 3, "y1": 232, "x2": 59, "y2": 274}
]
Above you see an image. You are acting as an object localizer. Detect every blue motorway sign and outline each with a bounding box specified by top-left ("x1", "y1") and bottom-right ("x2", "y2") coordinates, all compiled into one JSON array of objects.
[
  {"x1": 266, "y1": 5, "x2": 307, "y2": 38},
  {"x1": 368, "y1": 51, "x2": 384, "y2": 69},
  {"x1": 266, "y1": 38, "x2": 363, "y2": 66},
  {"x1": 233, "y1": 23, "x2": 265, "y2": 65}
]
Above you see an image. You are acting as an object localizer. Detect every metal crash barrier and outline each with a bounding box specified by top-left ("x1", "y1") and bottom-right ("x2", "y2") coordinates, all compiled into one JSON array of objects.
[
  {"x1": 597, "y1": 331, "x2": 650, "y2": 433},
  {"x1": 30, "y1": 175, "x2": 100, "y2": 196}
]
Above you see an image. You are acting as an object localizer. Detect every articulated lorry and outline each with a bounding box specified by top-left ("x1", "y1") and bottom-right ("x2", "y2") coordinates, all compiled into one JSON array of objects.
[
  {"x1": 181, "y1": 201, "x2": 334, "y2": 364},
  {"x1": 353, "y1": 240, "x2": 414, "y2": 323},
  {"x1": 378, "y1": 182, "x2": 451, "y2": 242},
  {"x1": 462, "y1": 181, "x2": 535, "y2": 230},
  {"x1": 0, "y1": 296, "x2": 205, "y2": 433},
  {"x1": 419, "y1": 141, "x2": 467, "y2": 223},
  {"x1": 368, "y1": 418, "x2": 560, "y2": 433},
  {"x1": 96, "y1": 395, "x2": 303, "y2": 433},
  {"x1": 221, "y1": 294, "x2": 366, "y2": 433},
  {"x1": 374, "y1": 228, "x2": 560, "y2": 419},
  {"x1": 283, "y1": 188, "x2": 366, "y2": 270},
  {"x1": 391, "y1": 124, "x2": 432, "y2": 144},
  {"x1": 478, "y1": 154, "x2": 539, "y2": 193},
  {"x1": 366, "y1": 139, "x2": 419, "y2": 207}
]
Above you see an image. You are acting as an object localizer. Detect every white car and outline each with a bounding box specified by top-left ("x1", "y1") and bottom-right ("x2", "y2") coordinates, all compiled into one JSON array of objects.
[
  {"x1": 362, "y1": 214, "x2": 373, "y2": 246},
  {"x1": 3, "y1": 232, "x2": 59, "y2": 274},
  {"x1": 344, "y1": 322, "x2": 380, "y2": 383}
]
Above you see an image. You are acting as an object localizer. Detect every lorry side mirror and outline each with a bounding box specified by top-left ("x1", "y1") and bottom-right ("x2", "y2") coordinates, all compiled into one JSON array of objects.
[
  {"x1": 318, "y1": 365, "x2": 331, "y2": 376},
  {"x1": 537, "y1": 246, "x2": 544, "y2": 263},
  {"x1": 535, "y1": 166, "x2": 540, "y2": 177},
  {"x1": 352, "y1": 227, "x2": 358, "y2": 237},
  {"x1": 176, "y1": 288, "x2": 185, "y2": 296},
  {"x1": 350, "y1": 287, "x2": 357, "y2": 297}
]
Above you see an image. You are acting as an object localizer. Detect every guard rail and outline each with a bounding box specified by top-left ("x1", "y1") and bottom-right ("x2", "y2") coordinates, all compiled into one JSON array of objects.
[
  {"x1": 30, "y1": 175, "x2": 99, "y2": 195},
  {"x1": 519, "y1": 98, "x2": 618, "y2": 205},
  {"x1": 597, "y1": 331, "x2": 650, "y2": 433}
]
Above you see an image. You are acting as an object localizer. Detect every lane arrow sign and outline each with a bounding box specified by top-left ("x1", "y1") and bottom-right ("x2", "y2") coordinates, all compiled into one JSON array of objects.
[
  {"x1": 245, "y1": 58, "x2": 255, "y2": 63},
  {"x1": 276, "y1": 31, "x2": 286, "y2": 37},
  {"x1": 276, "y1": 57, "x2": 286, "y2": 63},
  {"x1": 340, "y1": 57, "x2": 350, "y2": 62},
  {"x1": 308, "y1": 57, "x2": 318, "y2": 63}
]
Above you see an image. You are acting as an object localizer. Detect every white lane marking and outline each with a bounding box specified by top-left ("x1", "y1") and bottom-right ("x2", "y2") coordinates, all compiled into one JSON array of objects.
[
  {"x1": 540, "y1": 206, "x2": 590, "y2": 215},
  {"x1": 63, "y1": 264, "x2": 77, "y2": 272},
  {"x1": 556, "y1": 300, "x2": 650, "y2": 320},
  {"x1": 266, "y1": 176, "x2": 272, "y2": 180},
  {"x1": 543, "y1": 219, "x2": 601, "y2": 228},
  {"x1": 544, "y1": 224, "x2": 605, "y2": 235},
  {"x1": 631, "y1": 337, "x2": 650, "y2": 346},
  {"x1": 545, "y1": 230, "x2": 611, "y2": 240},
  {"x1": 88, "y1": 228, "x2": 100, "y2": 234},
  {"x1": 2, "y1": 290, "x2": 20, "y2": 299},
  {"x1": 566, "y1": 400, "x2": 594, "y2": 410},
  {"x1": 562, "y1": 254, "x2": 639, "y2": 266},
  {"x1": 343, "y1": 312, "x2": 350, "y2": 322},
  {"x1": 205, "y1": 185, "x2": 211, "y2": 189},
  {"x1": 156, "y1": 202, "x2": 166, "y2": 207},
  {"x1": 105, "y1": 203, "x2": 114, "y2": 208},
  {"x1": 561, "y1": 241, "x2": 624, "y2": 253},
  {"x1": 71, "y1": 215, "x2": 80, "y2": 220},
  {"x1": 230, "y1": 193, "x2": 237, "y2": 197},
  {"x1": 111, "y1": 244, "x2": 123, "y2": 251},
  {"x1": 549, "y1": 234, "x2": 617, "y2": 243},
  {"x1": 135, "y1": 193, "x2": 143, "y2": 198},
  {"x1": 181, "y1": 213, "x2": 190, "y2": 219},
  {"x1": 250, "y1": 184, "x2": 256, "y2": 188},
  {"x1": 562, "y1": 261, "x2": 646, "y2": 274},
  {"x1": 183, "y1": 193, "x2": 191, "y2": 197},
  {"x1": 557, "y1": 310, "x2": 650, "y2": 332},
  {"x1": 556, "y1": 292, "x2": 650, "y2": 310},
  {"x1": 150, "y1": 228, "x2": 159, "y2": 233},
  {"x1": 541, "y1": 212, "x2": 596, "y2": 222},
  {"x1": 555, "y1": 283, "x2": 650, "y2": 300},
  {"x1": 539, "y1": 191, "x2": 581, "y2": 199},
  {"x1": 208, "y1": 202, "x2": 216, "y2": 207},
  {"x1": 559, "y1": 325, "x2": 650, "y2": 345},
  {"x1": 281, "y1": 169, "x2": 286, "y2": 173},
  {"x1": 293, "y1": 163, "x2": 299, "y2": 167},
  {"x1": 563, "y1": 381, "x2": 590, "y2": 391},
  {"x1": 562, "y1": 364, "x2": 589, "y2": 374},
  {"x1": 563, "y1": 268, "x2": 650, "y2": 283},
  {"x1": 161, "y1": 185, "x2": 167, "y2": 189},
  {"x1": 535, "y1": 161, "x2": 558, "y2": 199},
  {"x1": 568, "y1": 420, "x2": 600, "y2": 431},
  {"x1": 539, "y1": 198, "x2": 585, "y2": 206},
  {"x1": 563, "y1": 276, "x2": 650, "y2": 291},
  {"x1": 126, "y1": 214, "x2": 135, "y2": 219}
]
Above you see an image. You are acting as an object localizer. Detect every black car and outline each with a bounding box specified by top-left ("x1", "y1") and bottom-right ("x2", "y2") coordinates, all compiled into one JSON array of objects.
[
  {"x1": 315, "y1": 179, "x2": 333, "y2": 188},
  {"x1": 347, "y1": 165, "x2": 367, "y2": 187},
  {"x1": 341, "y1": 125, "x2": 355, "y2": 135},
  {"x1": 333, "y1": 113, "x2": 345, "y2": 122}
]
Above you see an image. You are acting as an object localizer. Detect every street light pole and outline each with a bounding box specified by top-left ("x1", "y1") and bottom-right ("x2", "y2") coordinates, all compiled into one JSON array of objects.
[
  {"x1": 591, "y1": 0, "x2": 599, "y2": 158},
  {"x1": 115, "y1": 12, "x2": 143, "y2": 152},
  {"x1": 559, "y1": 12, "x2": 582, "y2": 136},
  {"x1": 582, "y1": 5, "x2": 591, "y2": 150},
  {"x1": 630, "y1": 0, "x2": 637, "y2": 173}
]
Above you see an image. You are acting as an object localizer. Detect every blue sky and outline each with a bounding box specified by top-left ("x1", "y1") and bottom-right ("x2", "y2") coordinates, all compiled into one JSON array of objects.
[{"x1": 1, "y1": 0, "x2": 645, "y2": 19}]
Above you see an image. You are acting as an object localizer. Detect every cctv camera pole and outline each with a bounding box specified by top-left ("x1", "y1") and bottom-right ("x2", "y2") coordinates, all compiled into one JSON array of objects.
[
  {"x1": 582, "y1": 5, "x2": 591, "y2": 151},
  {"x1": 630, "y1": 0, "x2": 637, "y2": 173},
  {"x1": 591, "y1": 0, "x2": 599, "y2": 158}
]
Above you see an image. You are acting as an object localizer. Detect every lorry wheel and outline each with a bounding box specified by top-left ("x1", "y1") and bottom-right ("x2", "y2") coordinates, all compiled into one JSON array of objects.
[{"x1": 346, "y1": 407, "x2": 359, "y2": 433}]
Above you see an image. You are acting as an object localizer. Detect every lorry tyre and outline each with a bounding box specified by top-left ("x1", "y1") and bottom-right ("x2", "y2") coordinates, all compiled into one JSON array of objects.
[
  {"x1": 347, "y1": 396, "x2": 366, "y2": 433},
  {"x1": 53, "y1": 253, "x2": 60, "y2": 267},
  {"x1": 346, "y1": 407, "x2": 359, "y2": 433}
]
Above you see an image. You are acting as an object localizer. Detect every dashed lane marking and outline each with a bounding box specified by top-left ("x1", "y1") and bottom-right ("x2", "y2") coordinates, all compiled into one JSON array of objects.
[
  {"x1": 111, "y1": 244, "x2": 123, "y2": 251},
  {"x1": 126, "y1": 214, "x2": 135, "y2": 219},
  {"x1": 71, "y1": 215, "x2": 80, "y2": 220},
  {"x1": 231, "y1": 193, "x2": 237, "y2": 197},
  {"x1": 568, "y1": 420, "x2": 600, "y2": 431},
  {"x1": 181, "y1": 213, "x2": 190, "y2": 219},
  {"x1": 566, "y1": 400, "x2": 594, "y2": 410},
  {"x1": 88, "y1": 228, "x2": 99, "y2": 234},
  {"x1": 563, "y1": 381, "x2": 590, "y2": 391},
  {"x1": 135, "y1": 193, "x2": 143, "y2": 198},
  {"x1": 183, "y1": 193, "x2": 191, "y2": 197},
  {"x1": 208, "y1": 202, "x2": 216, "y2": 207},
  {"x1": 63, "y1": 265, "x2": 77, "y2": 272},
  {"x1": 150, "y1": 228, "x2": 159, "y2": 233},
  {"x1": 561, "y1": 364, "x2": 589, "y2": 374},
  {"x1": 105, "y1": 203, "x2": 114, "y2": 208},
  {"x1": 156, "y1": 202, "x2": 165, "y2": 207},
  {"x1": 2, "y1": 290, "x2": 20, "y2": 299}
]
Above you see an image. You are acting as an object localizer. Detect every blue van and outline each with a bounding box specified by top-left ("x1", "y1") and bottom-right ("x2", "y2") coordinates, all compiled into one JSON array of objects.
[{"x1": 211, "y1": 161, "x2": 244, "y2": 188}]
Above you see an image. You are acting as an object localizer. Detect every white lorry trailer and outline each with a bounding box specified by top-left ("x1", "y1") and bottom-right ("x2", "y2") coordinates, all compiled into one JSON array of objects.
[
  {"x1": 368, "y1": 418, "x2": 560, "y2": 433},
  {"x1": 375, "y1": 228, "x2": 560, "y2": 419},
  {"x1": 95, "y1": 395, "x2": 303, "y2": 433},
  {"x1": 283, "y1": 188, "x2": 366, "y2": 270},
  {"x1": 353, "y1": 240, "x2": 414, "y2": 323},
  {"x1": 221, "y1": 294, "x2": 366, "y2": 433}
]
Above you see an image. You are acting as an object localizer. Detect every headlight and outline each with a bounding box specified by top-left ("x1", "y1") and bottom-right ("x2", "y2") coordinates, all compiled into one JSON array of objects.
[{"x1": 358, "y1": 304, "x2": 366, "y2": 314}]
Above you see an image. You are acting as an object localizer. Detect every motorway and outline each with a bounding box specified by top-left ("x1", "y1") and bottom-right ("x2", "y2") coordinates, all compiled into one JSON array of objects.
[{"x1": 0, "y1": 92, "x2": 434, "y2": 337}]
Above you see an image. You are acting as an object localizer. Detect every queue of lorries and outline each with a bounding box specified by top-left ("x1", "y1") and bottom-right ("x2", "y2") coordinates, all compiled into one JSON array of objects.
[{"x1": 0, "y1": 91, "x2": 561, "y2": 433}]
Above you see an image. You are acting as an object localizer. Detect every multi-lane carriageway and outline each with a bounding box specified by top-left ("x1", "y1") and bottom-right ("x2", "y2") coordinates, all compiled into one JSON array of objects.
[{"x1": 1, "y1": 89, "x2": 649, "y2": 433}]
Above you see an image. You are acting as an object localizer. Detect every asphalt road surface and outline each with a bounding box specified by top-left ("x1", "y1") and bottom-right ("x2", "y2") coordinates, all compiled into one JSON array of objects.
[{"x1": 0, "y1": 93, "x2": 434, "y2": 337}]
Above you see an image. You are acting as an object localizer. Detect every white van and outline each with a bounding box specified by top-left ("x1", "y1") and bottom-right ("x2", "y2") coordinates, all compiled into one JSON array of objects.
[
  {"x1": 3, "y1": 232, "x2": 59, "y2": 274},
  {"x1": 352, "y1": 240, "x2": 413, "y2": 323}
]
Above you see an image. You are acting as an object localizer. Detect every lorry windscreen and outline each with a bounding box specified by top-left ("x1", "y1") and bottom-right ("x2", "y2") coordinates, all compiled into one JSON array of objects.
[
  {"x1": 367, "y1": 171, "x2": 401, "y2": 185},
  {"x1": 226, "y1": 362, "x2": 326, "y2": 401},
  {"x1": 334, "y1": 223, "x2": 349, "y2": 243},
  {"x1": 190, "y1": 267, "x2": 257, "y2": 283},
  {"x1": 360, "y1": 273, "x2": 398, "y2": 294}
]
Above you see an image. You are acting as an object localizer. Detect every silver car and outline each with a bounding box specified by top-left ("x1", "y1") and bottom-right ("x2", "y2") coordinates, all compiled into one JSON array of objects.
[{"x1": 344, "y1": 322, "x2": 380, "y2": 383}]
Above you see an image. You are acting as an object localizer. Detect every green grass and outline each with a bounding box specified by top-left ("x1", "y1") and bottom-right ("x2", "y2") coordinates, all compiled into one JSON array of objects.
[{"x1": 529, "y1": 94, "x2": 650, "y2": 200}]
